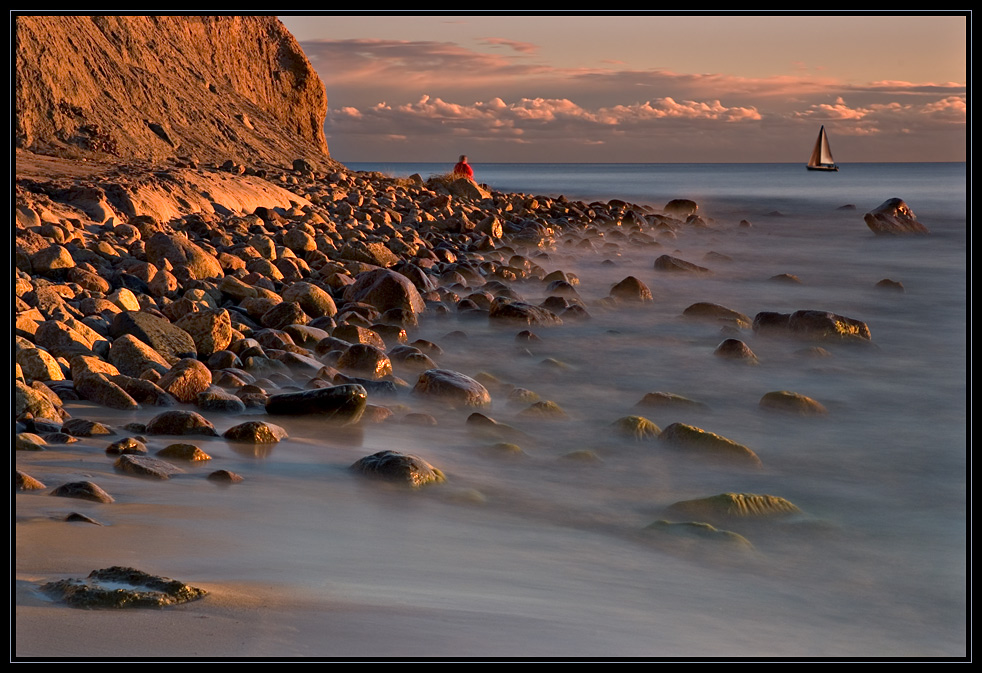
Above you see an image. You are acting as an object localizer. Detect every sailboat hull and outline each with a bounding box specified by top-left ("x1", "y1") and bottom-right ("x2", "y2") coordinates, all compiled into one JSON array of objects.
[{"x1": 806, "y1": 165, "x2": 838, "y2": 172}]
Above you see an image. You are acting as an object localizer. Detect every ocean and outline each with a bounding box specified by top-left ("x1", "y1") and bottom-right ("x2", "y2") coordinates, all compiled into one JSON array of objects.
[{"x1": 18, "y1": 162, "x2": 967, "y2": 658}]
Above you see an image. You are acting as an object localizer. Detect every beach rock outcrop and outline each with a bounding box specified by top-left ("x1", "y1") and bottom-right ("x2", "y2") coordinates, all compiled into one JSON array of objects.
[
  {"x1": 40, "y1": 567, "x2": 207, "y2": 609},
  {"x1": 752, "y1": 310, "x2": 871, "y2": 342},
  {"x1": 864, "y1": 198, "x2": 929, "y2": 235}
]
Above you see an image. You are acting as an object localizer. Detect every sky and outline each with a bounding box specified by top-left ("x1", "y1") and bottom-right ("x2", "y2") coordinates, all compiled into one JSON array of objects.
[{"x1": 278, "y1": 13, "x2": 968, "y2": 164}]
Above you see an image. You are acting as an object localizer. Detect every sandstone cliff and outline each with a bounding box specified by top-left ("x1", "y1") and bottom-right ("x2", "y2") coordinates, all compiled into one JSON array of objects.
[{"x1": 15, "y1": 15, "x2": 334, "y2": 170}]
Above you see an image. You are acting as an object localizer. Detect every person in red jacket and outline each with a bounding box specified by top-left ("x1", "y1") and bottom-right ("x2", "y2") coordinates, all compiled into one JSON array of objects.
[{"x1": 452, "y1": 155, "x2": 474, "y2": 180}]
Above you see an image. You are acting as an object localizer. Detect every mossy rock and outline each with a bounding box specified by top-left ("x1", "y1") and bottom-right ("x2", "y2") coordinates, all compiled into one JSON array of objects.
[
  {"x1": 40, "y1": 566, "x2": 207, "y2": 608},
  {"x1": 659, "y1": 422, "x2": 762, "y2": 467},
  {"x1": 666, "y1": 493, "x2": 801, "y2": 522},
  {"x1": 611, "y1": 415, "x2": 661, "y2": 440}
]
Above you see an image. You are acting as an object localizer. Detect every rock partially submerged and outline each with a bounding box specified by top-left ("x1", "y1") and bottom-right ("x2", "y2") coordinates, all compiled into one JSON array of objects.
[
  {"x1": 659, "y1": 422, "x2": 762, "y2": 467},
  {"x1": 40, "y1": 566, "x2": 207, "y2": 609},
  {"x1": 50, "y1": 480, "x2": 115, "y2": 503},
  {"x1": 350, "y1": 450, "x2": 446, "y2": 487},
  {"x1": 753, "y1": 310, "x2": 871, "y2": 342},
  {"x1": 864, "y1": 198, "x2": 929, "y2": 235},
  {"x1": 759, "y1": 391, "x2": 828, "y2": 415},
  {"x1": 413, "y1": 369, "x2": 491, "y2": 408},
  {"x1": 264, "y1": 384, "x2": 367, "y2": 424},
  {"x1": 665, "y1": 492, "x2": 802, "y2": 522}
]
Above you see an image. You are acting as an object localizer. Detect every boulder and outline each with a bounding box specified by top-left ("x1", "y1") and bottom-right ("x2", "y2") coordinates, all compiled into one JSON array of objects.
[
  {"x1": 109, "y1": 311, "x2": 197, "y2": 364},
  {"x1": 156, "y1": 358, "x2": 213, "y2": 403},
  {"x1": 654, "y1": 255, "x2": 710, "y2": 273},
  {"x1": 609, "y1": 276, "x2": 653, "y2": 302},
  {"x1": 759, "y1": 391, "x2": 828, "y2": 415},
  {"x1": 864, "y1": 198, "x2": 929, "y2": 235},
  {"x1": 222, "y1": 420, "x2": 289, "y2": 443},
  {"x1": 264, "y1": 384, "x2": 367, "y2": 424},
  {"x1": 488, "y1": 298, "x2": 563, "y2": 326},
  {"x1": 145, "y1": 410, "x2": 219, "y2": 436},
  {"x1": 412, "y1": 369, "x2": 491, "y2": 408},
  {"x1": 145, "y1": 232, "x2": 224, "y2": 280},
  {"x1": 658, "y1": 422, "x2": 762, "y2": 467},
  {"x1": 666, "y1": 492, "x2": 801, "y2": 522},
  {"x1": 342, "y1": 268, "x2": 426, "y2": 317},
  {"x1": 350, "y1": 450, "x2": 446, "y2": 487}
]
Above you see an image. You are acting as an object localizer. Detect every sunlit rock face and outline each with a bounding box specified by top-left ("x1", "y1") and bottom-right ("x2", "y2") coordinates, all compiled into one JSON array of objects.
[{"x1": 864, "y1": 198, "x2": 930, "y2": 235}]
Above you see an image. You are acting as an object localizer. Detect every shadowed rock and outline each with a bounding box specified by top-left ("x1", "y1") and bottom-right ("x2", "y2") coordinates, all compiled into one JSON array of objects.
[
  {"x1": 145, "y1": 410, "x2": 219, "y2": 436},
  {"x1": 609, "y1": 276, "x2": 653, "y2": 302},
  {"x1": 350, "y1": 450, "x2": 446, "y2": 487},
  {"x1": 654, "y1": 254, "x2": 710, "y2": 273},
  {"x1": 753, "y1": 310, "x2": 871, "y2": 342},
  {"x1": 50, "y1": 480, "x2": 115, "y2": 503},
  {"x1": 488, "y1": 298, "x2": 563, "y2": 326},
  {"x1": 611, "y1": 415, "x2": 661, "y2": 440},
  {"x1": 114, "y1": 454, "x2": 184, "y2": 479},
  {"x1": 714, "y1": 338, "x2": 759, "y2": 363},
  {"x1": 265, "y1": 384, "x2": 367, "y2": 424},
  {"x1": 635, "y1": 392, "x2": 708, "y2": 410},
  {"x1": 683, "y1": 302, "x2": 751, "y2": 328},
  {"x1": 109, "y1": 311, "x2": 196, "y2": 364},
  {"x1": 644, "y1": 520, "x2": 753, "y2": 550}
]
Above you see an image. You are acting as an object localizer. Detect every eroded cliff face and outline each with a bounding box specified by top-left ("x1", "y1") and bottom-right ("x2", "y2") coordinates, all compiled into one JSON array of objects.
[{"x1": 15, "y1": 15, "x2": 334, "y2": 170}]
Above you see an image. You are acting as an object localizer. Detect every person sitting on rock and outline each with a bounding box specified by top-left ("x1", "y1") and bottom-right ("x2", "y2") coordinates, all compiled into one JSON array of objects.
[{"x1": 452, "y1": 155, "x2": 474, "y2": 180}]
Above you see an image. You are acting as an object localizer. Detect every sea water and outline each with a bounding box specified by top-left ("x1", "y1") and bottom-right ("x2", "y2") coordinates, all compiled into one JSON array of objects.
[{"x1": 18, "y1": 163, "x2": 967, "y2": 658}]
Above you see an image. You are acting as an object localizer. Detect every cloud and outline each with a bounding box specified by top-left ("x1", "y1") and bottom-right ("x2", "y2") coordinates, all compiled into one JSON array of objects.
[{"x1": 478, "y1": 37, "x2": 539, "y2": 54}]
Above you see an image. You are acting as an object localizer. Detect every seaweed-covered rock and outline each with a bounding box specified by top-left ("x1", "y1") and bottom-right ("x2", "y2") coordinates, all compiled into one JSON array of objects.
[
  {"x1": 265, "y1": 384, "x2": 367, "y2": 424},
  {"x1": 40, "y1": 566, "x2": 207, "y2": 608},
  {"x1": 658, "y1": 422, "x2": 762, "y2": 467},
  {"x1": 350, "y1": 450, "x2": 445, "y2": 487}
]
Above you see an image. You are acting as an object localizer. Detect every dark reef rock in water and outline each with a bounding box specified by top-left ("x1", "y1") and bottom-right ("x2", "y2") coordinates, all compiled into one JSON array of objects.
[
  {"x1": 350, "y1": 450, "x2": 446, "y2": 487},
  {"x1": 753, "y1": 310, "x2": 871, "y2": 342},
  {"x1": 658, "y1": 422, "x2": 762, "y2": 467},
  {"x1": 864, "y1": 198, "x2": 929, "y2": 235},
  {"x1": 665, "y1": 493, "x2": 802, "y2": 522},
  {"x1": 264, "y1": 383, "x2": 367, "y2": 424},
  {"x1": 759, "y1": 390, "x2": 828, "y2": 415},
  {"x1": 653, "y1": 254, "x2": 710, "y2": 273},
  {"x1": 609, "y1": 276, "x2": 653, "y2": 302},
  {"x1": 40, "y1": 566, "x2": 207, "y2": 609},
  {"x1": 683, "y1": 302, "x2": 751, "y2": 328},
  {"x1": 664, "y1": 199, "x2": 698, "y2": 217}
]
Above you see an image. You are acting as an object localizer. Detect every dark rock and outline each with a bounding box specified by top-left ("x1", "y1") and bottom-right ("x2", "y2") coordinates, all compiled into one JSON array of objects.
[
  {"x1": 714, "y1": 338, "x2": 759, "y2": 363},
  {"x1": 109, "y1": 311, "x2": 196, "y2": 364},
  {"x1": 15, "y1": 470, "x2": 46, "y2": 490},
  {"x1": 609, "y1": 276, "x2": 653, "y2": 302},
  {"x1": 488, "y1": 298, "x2": 562, "y2": 326},
  {"x1": 683, "y1": 302, "x2": 751, "y2": 328},
  {"x1": 145, "y1": 410, "x2": 219, "y2": 436},
  {"x1": 658, "y1": 422, "x2": 762, "y2": 467},
  {"x1": 759, "y1": 391, "x2": 828, "y2": 415},
  {"x1": 264, "y1": 384, "x2": 367, "y2": 424},
  {"x1": 208, "y1": 469, "x2": 244, "y2": 483},
  {"x1": 114, "y1": 454, "x2": 184, "y2": 479},
  {"x1": 864, "y1": 198, "x2": 929, "y2": 235},
  {"x1": 50, "y1": 480, "x2": 115, "y2": 503},
  {"x1": 412, "y1": 369, "x2": 491, "y2": 408},
  {"x1": 350, "y1": 450, "x2": 446, "y2": 487},
  {"x1": 666, "y1": 493, "x2": 801, "y2": 522},
  {"x1": 654, "y1": 255, "x2": 710, "y2": 273}
]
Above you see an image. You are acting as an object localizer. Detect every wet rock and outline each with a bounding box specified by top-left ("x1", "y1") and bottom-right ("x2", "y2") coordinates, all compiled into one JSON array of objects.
[
  {"x1": 609, "y1": 276, "x2": 653, "y2": 302},
  {"x1": 635, "y1": 391, "x2": 708, "y2": 410},
  {"x1": 753, "y1": 310, "x2": 871, "y2": 342},
  {"x1": 658, "y1": 422, "x2": 762, "y2": 467},
  {"x1": 105, "y1": 437, "x2": 148, "y2": 455},
  {"x1": 208, "y1": 469, "x2": 244, "y2": 483},
  {"x1": 157, "y1": 443, "x2": 212, "y2": 461},
  {"x1": 50, "y1": 481, "x2": 115, "y2": 503},
  {"x1": 265, "y1": 384, "x2": 367, "y2": 424},
  {"x1": 664, "y1": 199, "x2": 698, "y2": 217},
  {"x1": 488, "y1": 298, "x2": 563, "y2": 326},
  {"x1": 16, "y1": 432, "x2": 47, "y2": 451},
  {"x1": 40, "y1": 566, "x2": 207, "y2": 608},
  {"x1": 336, "y1": 343, "x2": 393, "y2": 379},
  {"x1": 110, "y1": 375, "x2": 178, "y2": 407},
  {"x1": 864, "y1": 198, "x2": 929, "y2": 235},
  {"x1": 654, "y1": 255, "x2": 710, "y2": 273},
  {"x1": 644, "y1": 520, "x2": 753, "y2": 549},
  {"x1": 683, "y1": 302, "x2": 751, "y2": 328},
  {"x1": 223, "y1": 420, "x2": 289, "y2": 443},
  {"x1": 65, "y1": 512, "x2": 104, "y2": 525},
  {"x1": 350, "y1": 450, "x2": 446, "y2": 487},
  {"x1": 145, "y1": 410, "x2": 219, "y2": 436},
  {"x1": 611, "y1": 415, "x2": 661, "y2": 440},
  {"x1": 62, "y1": 418, "x2": 115, "y2": 437},
  {"x1": 412, "y1": 369, "x2": 491, "y2": 408},
  {"x1": 665, "y1": 493, "x2": 801, "y2": 522},
  {"x1": 769, "y1": 273, "x2": 802, "y2": 284},
  {"x1": 114, "y1": 454, "x2": 184, "y2": 479},
  {"x1": 16, "y1": 470, "x2": 46, "y2": 490},
  {"x1": 876, "y1": 278, "x2": 905, "y2": 292},
  {"x1": 759, "y1": 391, "x2": 828, "y2": 415},
  {"x1": 714, "y1": 338, "x2": 759, "y2": 363},
  {"x1": 195, "y1": 388, "x2": 247, "y2": 413},
  {"x1": 518, "y1": 400, "x2": 568, "y2": 419},
  {"x1": 74, "y1": 370, "x2": 141, "y2": 410}
]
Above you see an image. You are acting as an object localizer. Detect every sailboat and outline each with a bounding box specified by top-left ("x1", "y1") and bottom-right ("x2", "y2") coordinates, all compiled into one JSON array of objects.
[{"x1": 806, "y1": 125, "x2": 838, "y2": 171}]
